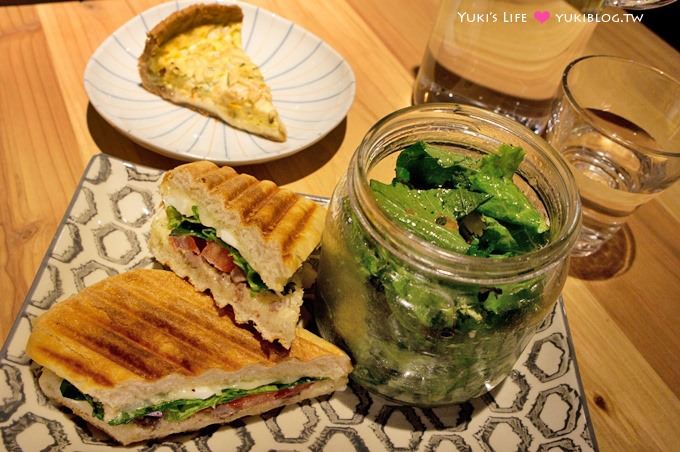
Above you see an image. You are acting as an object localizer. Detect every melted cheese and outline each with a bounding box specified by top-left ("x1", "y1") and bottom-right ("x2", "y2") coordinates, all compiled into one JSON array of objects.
[{"x1": 164, "y1": 377, "x2": 300, "y2": 402}]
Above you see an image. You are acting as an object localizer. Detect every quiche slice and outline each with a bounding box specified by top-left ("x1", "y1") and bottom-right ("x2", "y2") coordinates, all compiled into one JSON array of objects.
[{"x1": 138, "y1": 4, "x2": 286, "y2": 142}]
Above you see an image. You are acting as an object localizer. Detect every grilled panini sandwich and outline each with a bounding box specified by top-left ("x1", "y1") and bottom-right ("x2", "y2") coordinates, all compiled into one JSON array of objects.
[
  {"x1": 138, "y1": 3, "x2": 286, "y2": 141},
  {"x1": 26, "y1": 269, "x2": 351, "y2": 445},
  {"x1": 149, "y1": 161, "x2": 326, "y2": 348}
]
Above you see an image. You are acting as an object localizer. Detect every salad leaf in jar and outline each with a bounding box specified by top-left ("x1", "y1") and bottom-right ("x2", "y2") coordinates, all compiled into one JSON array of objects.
[
  {"x1": 327, "y1": 141, "x2": 555, "y2": 404},
  {"x1": 388, "y1": 141, "x2": 549, "y2": 256},
  {"x1": 345, "y1": 141, "x2": 552, "y2": 336}
]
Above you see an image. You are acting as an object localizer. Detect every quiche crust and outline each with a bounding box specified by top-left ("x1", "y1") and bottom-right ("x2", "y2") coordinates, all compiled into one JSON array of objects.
[{"x1": 138, "y1": 4, "x2": 286, "y2": 142}]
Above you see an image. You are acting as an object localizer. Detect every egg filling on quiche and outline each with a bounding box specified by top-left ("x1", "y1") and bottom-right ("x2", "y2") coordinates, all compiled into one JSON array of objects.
[{"x1": 139, "y1": 4, "x2": 286, "y2": 142}]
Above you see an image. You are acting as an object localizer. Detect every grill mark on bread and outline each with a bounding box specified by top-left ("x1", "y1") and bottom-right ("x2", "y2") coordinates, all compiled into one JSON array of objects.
[
  {"x1": 48, "y1": 313, "x2": 178, "y2": 380},
  {"x1": 83, "y1": 304, "x2": 204, "y2": 370},
  {"x1": 35, "y1": 346, "x2": 114, "y2": 387},
  {"x1": 250, "y1": 191, "x2": 299, "y2": 235},
  {"x1": 80, "y1": 293, "x2": 220, "y2": 373},
  {"x1": 134, "y1": 282, "x2": 264, "y2": 349},
  {"x1": 117, "y1": 296, "x2": 261, "y2": 367},
  {"x1": 51, "y1": 306, "x2": 182, "y2": 378},
  {"x1": 101, "y1": 283, "x2": 210, "y2": 352},
  {"x1": 198, "y1": 165, "x2": 237, "y2": 190},
  {"x1": 210, "y1": 174, "x2": 259, "y2": 206},
  {"x1": 281, "y1": 203, "x2": 318, "y2": 256},
  {"x1": 121, "y1": 274, "x2": 271, "y2": 363},
  {"x1": 232, "y1": 181, "x2": 277, "y2": 222},
  {"x1": 188, "y1": 163, "x2": 300, "y2": 232},
  {"x1": 133, "y1": 310, "x2": 212, "y2": 355},
  {"x1": 130, "y1": 293, "x2": 243, "y2": 356}
]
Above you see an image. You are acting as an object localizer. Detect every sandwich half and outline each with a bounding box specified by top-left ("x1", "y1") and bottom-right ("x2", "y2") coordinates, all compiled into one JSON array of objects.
[
  {"x1": 26, "y1": 269, "x2": 352, "y2": 445},
  {"x1": 138, "y1": 3, "x2": 286, "y2": 141},
  {"x1": 149, "y1": 161, "x2": 326, "y2": 348}
]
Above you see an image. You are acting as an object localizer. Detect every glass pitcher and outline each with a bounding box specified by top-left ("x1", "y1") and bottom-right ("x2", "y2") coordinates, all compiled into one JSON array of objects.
[{"x1": 413, "y1": 0, "x2": 676, "y2": 133}]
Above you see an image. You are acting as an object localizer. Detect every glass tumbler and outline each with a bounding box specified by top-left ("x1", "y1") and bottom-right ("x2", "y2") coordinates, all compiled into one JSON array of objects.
[
  {"x1": 315, "y1": 104, "x2": 581, "y2": 405},
  {"x1": 545, "y1": 55, "x2": 680, "y2": 256}
]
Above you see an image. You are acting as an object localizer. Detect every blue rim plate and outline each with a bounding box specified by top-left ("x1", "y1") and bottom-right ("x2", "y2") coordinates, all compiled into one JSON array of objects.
[{"x1": 84, "y1": 0, "x2": 356, "y2": 165}]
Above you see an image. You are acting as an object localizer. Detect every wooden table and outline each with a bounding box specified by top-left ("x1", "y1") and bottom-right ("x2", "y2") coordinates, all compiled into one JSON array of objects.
[{"x1": 1, "y1": 1, "x2": 679, "y2": 450}]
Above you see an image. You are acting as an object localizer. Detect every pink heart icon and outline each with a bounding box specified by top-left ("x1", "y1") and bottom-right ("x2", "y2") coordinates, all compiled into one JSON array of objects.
[{"x1": 533, "y1": 10, "x2": 550, "y2": 23}]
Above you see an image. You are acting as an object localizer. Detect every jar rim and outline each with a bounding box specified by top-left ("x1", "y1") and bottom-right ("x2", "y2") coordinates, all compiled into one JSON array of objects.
[{"x1": 348, "y1": 103, "x2": 582, "y2": 284}]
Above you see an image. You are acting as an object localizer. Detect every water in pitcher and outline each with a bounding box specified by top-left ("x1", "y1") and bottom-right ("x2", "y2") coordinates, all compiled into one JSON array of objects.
[{"x1": 414, "y1": 0, "x2": 598, "y2": 132}]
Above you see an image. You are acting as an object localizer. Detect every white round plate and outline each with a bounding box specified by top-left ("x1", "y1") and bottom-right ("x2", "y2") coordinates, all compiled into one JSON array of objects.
[{"x1": 84, "y1": 0, "x2": 356, "y2": 165}]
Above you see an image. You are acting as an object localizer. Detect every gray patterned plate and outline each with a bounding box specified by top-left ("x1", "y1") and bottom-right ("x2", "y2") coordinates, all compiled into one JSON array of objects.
[{"x1": 0, "y1": 154, "x2": 598, "y2": 451}]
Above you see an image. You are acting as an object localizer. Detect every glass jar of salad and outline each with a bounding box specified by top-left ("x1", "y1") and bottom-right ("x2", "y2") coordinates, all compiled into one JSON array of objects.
[{"x1": 315, "y1": 104, "x2": 581, "y2": 406}]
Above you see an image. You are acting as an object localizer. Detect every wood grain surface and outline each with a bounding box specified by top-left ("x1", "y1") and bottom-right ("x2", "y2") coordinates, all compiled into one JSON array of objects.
[{"x1": 1, "y1": 1, "x2": 679, "y2": 450}]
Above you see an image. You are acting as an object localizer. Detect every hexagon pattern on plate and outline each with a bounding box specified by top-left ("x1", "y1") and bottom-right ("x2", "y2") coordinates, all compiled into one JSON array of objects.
[{"x1": 0, "y1": 154, "x2": 597, "y2": 451}]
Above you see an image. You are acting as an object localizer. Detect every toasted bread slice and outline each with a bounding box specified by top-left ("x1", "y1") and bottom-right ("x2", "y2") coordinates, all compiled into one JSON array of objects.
[
  {"x1": 138, "y1": 3, "x2": 286, "y2": 141},
  {"x1": 26, "y1": 269, "x2": 351, "y2": 444},
  {"x1": 159, "y1": 161, "x2": 326, "y2": 293}
]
